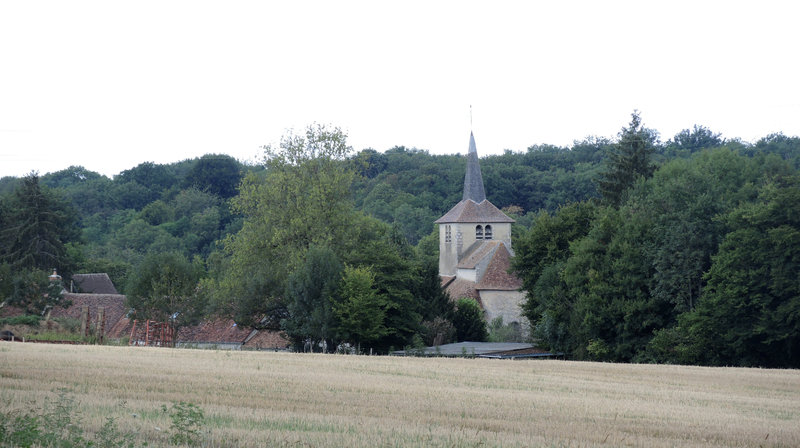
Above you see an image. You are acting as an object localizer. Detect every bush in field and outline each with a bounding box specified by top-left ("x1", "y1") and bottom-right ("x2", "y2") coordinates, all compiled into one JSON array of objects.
[
  {"x1": 0, "y1": 390, "x2": 204, "y2": 447},
  {"x1": 165, "y1": 401, "x2": 205, "y2": 446},
  {"x1": 0, "y1": 391, "x2": 88, "y2": 448}
]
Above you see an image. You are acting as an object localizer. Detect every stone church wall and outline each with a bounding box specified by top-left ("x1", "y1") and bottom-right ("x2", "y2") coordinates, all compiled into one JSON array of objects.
[{"x1": 479, "y1": 289, "x2": 527, "y2": 328}]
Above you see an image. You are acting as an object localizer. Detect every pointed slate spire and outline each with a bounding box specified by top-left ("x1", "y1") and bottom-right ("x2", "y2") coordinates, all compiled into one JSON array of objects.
[{"x1": 462, "y1": 132, "x2": 486, "y2": 202}]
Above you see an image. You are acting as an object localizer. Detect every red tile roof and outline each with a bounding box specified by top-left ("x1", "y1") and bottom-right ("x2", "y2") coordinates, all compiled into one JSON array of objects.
[
  {"x1": 176, "y1": 318, "x2": 290, "y2": 349},
  {"x1": 0, "y1": 305, "x2": 26, "y2": 318},
  {"x1": 107, "y1": 317, "x2": 134, "y2": 339},
  {"x1": 176, "y1": 318, "x2": 252, "y2": 344},
  {"x1": 243, "y1": 329, "x2": 289, "y2": 349},
  {"x1": 476, "y1": 244, "x2": 523, "y2": 291},
  {"x1": 444, "y1": 277, "x2": 481, "y2": 302},
  {"x1": 50, "y1": 293, "x2": 129, "y2": 336}
]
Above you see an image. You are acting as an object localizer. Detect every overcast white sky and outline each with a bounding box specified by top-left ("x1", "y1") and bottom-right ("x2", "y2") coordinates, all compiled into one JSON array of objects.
[{"x1": 1, "y1": 1, "x2": 799, "y2": 178}]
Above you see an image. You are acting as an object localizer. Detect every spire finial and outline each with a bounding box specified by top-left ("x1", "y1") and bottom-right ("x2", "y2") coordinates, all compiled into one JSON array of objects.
[{"x1": 470, "y1": 104, "x2": 472, "y2": 129}]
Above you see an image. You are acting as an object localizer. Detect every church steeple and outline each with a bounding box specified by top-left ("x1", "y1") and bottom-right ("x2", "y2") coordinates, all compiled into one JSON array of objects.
[{"x1": 462, "y1": 132, "x2": 486, "y2": 203}]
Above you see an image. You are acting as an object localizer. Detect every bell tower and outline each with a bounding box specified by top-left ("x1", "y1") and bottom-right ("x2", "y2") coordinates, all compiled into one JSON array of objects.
[{"x1": 435, "y1": 132, "x2": 514, "y2": 277}]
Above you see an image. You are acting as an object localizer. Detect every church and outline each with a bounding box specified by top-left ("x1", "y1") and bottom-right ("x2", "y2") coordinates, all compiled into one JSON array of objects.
[{"x1": 436, "y1": 132, "x2": 527, "y2": 330}]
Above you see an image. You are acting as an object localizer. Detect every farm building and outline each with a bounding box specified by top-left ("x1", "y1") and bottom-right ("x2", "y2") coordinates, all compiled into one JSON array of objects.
[
  {"x1": 176, "y1": 318, "x2": 288, "y2": 350},
  {"x1": 0, "y1": 271, "x2": 288, "y2": 350},
  {"x1": 69, "y1": 273, "x2": 119, "y2": 294}
]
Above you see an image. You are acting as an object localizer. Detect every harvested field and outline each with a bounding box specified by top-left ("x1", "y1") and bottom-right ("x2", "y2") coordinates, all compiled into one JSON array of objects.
[{"x1": 1, "y1": 342, "x2": 799, "y2": 447}]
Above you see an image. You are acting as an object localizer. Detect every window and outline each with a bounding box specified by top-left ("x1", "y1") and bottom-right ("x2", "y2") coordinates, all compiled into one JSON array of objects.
[
  {"x1": 484, "y1": 225, "x2": 493, "y2": 240},
  {"x1": 475, "y1": 225, "x2": 484, "y2": 239},
  {"x1": 445, "y1": 225, "x2": 451, "y2": 242}
]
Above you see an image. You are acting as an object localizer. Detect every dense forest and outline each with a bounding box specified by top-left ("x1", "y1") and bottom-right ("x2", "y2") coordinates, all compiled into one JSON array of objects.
[{"x1": 1, "y1": 114, "x2": 798, "y2": 366}]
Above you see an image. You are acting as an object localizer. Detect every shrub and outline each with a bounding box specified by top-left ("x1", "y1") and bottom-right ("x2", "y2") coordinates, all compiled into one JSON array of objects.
[
  {"x1": 421, "y1": 317, "x2": 456, "y2": 346},
  {"x1": 487, "y1": 316, "x2": 524, "y2": 343},
  {"x1": 452, "y1": 298, "x2": 487, "y2": 342},
  {"x1": 0, "y1": 391, "x2": 144, "y2": 448},
  {"x1": 0, "y1": 390, "x2": 88, "y2": 448},
  {"x1": 0, "y1": 315, "x2": 41, "y2": 327},
  {"x1": 165, "y1": 401, "x2": 205, "y2": 446}
]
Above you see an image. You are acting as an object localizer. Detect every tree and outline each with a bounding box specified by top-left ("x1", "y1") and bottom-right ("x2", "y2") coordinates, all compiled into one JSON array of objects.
[
  {"x1": 355, "y1": 221, "x2": 424, "y2": 351},
  {"x1": 653, "y1": 176, "x2": 800, "y2": 367},
  {"x1": 452, "y1": 298, "x2": 488, "y2": 342},
  {"x1": 663, "y1": 125, "x2": 723, "y2": 157},
  {"x1": 416, "y1": 257, "x2": 454, "y2": 322},
  {"x1": 184, "y1": 154, "x2": 243, "y2": 199},
  {"x1": 114, "y1": 162, "x2": 177, "y2": 210},
  {"x1": 0, "y1": 266, "x2": 67, "y2": 315},
  {"x1": 41, "y1": 165, "x2": 104, "y2": 189},
  {"x1": 218, "y1": 124, "x2": 359, "y2": 327},
  {"x1": 511, "y1": 201, "x2": 597, "y2": 351},
  {"x1": 125, "y1": 252, "x2": 205, "y2": 336},
  {"x1": 596, "y1": 111, "x2": 657, "y2": 206},
  {"x1": 282, "y1": 245, "x2": 343, "y2": 351},
  {"x1": 561, "y1": 206, "x2": 663, "y2": 362},
  {"x1": 640, "y1": 149, "x2": 757, "y2": 314},
  {"x1": 335, "y1": 265, "x2": 387, "y2": 352},
  {"x1": 0, "y1": 173, "x2": 81, "y2": 275}
]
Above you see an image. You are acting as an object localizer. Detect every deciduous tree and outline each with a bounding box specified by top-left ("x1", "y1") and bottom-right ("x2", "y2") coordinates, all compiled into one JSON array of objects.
[
  {"x1": 126, "y1": 252, "x2": 205, "y2": 336},
  {"x1": 335, "y1": 265, "x2": 387, "y2": 352},
  {"x1": 219, "y1": 124, "x2": 359, "y2": 327},
  {"x1": 282, "y1": 245, "x2": 343, "y2": 351}
]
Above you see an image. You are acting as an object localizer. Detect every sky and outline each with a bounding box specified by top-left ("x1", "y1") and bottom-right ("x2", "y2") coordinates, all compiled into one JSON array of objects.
[{"x1": 1, "y1": 1, "x2": 799, "y2": 179}]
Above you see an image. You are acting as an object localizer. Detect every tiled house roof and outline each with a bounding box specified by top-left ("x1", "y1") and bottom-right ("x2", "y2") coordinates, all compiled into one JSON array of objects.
[
  {"x1": 107, "y1": 317, "x2": 134, "y2": 339},
  {"x1": 70, "y1": 273, "x2": 119, "y2": 294},
  {"x1": 0, "y1": 304, "x2": 26, "y2": 318},
  {"x1": 50, "y1": 293, "x2": 129, "y2": 335},
  {"x1": 243, "y1": 329, "x2": 289, "y2": 349},
  {"x1": 176, "y1": 318, "x2": 290, "y2": 349},
  {"x1": 0, "y1": 275, "x2": 289, "y2": 349},
  {"x1": 443, "y1": 241, "x2": 522, "y2": 303},
  {"x1": 176, "y1": 318, "x2": 252, "y2": 344}
]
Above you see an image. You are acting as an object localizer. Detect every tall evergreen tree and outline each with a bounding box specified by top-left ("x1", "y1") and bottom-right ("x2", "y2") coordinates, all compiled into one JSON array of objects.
[
  {"x1": 0, "y1": 173, "x2": 80, "y2": 274},
  {"x1": 597, "y1": 111, "x2": 657, "y2": 206}
]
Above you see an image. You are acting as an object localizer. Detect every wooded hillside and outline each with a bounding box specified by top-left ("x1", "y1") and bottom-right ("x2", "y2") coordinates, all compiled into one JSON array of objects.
[{"x1": 1, "y1": 116, "x2": 798, "y2": 364}]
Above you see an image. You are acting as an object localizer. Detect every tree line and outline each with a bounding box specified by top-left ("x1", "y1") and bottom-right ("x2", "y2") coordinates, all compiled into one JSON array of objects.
[
  {"x1": 1, "y1": 114, "x2": 798, "y2": 362},
  {"x1": 512, "y1": 113, "x2": 799, "y2": 368}
]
